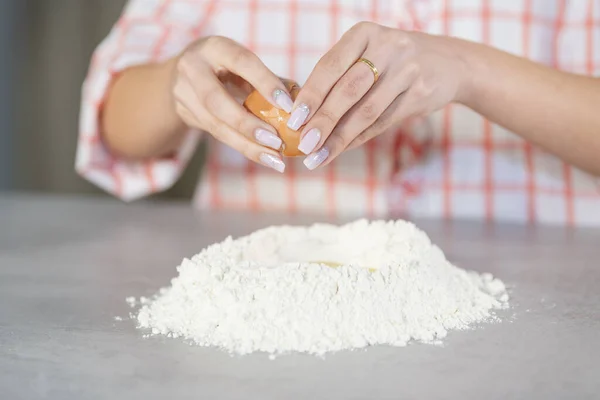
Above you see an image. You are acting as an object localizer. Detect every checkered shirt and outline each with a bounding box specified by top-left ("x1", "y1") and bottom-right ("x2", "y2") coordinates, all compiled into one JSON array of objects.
[{"x1": 76, "y1": 0, "x2": 600, "y2": 226}]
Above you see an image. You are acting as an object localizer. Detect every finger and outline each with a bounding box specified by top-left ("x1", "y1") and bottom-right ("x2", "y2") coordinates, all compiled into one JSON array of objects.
[
  {"x1": 210, "y1": 118, "x2": 287, "y2": 173},
  {"x1": 287, "y1": 22, "x2": 374, "y2": 131},
  {"x1": 173, "y1": 71, "x2": 212, "y2": 127},
  {"x1": 175, "y1": 102, "x2": 201, "y2": 128},
  {"x1": 346, "y1": 85, "x2": 423, "y2": 152},
  {"x1": 175, "y1": 82, "x2": 285, "y2": 172},
  {"x1": 296, "y1": 50, "x2": 389, "y2": 157},
  {"x1": 345, "y1": 96, "x2": 404, "y2": 151},
  {"x1": 314, "y1": 63, "x2": 419, "y2": 164},
  {"x1": 301, "y1": 85, "x2": 395, "y2": 171},
  {"x1": 219, "y1": 72, "x2": 254, "y2": 103},
  {"x1": 204, "y1": 36, "x2": 294, "y2": 113},
  {"x1": 177, "y1": 64, "x2": 284, "y2": 152}
]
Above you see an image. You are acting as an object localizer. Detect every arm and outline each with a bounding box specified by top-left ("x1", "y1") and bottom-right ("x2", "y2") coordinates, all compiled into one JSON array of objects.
[
  {"x1": 289, "y1": 20, "x2": 599, "y2": 176},
  {"x1": 105, "y1": 34, "x2": 293, "y2": 170},
  {"x1": 77, "y1": 0, "x2": 290, "y2": 200},
  {"x1": 76, "y1": 0, "x2": 209, "y2": 200},
  {"x1": 460, "y1": 40, "x2": 600, "y2": 176},
  {"x1": 102, "y1": 57, "x2": 187, "y2": 160}
]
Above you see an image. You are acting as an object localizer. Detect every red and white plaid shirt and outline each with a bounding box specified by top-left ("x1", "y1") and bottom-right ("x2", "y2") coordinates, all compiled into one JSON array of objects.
[{"x1": 76, "y1": 0, "x2": 600, "y2": 226}]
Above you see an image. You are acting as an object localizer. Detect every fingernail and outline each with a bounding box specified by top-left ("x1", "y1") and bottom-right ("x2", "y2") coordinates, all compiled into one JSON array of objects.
[
  {"x1": 254, "y1": 128, "x2": 282, "y2": 150},
  {"x1": 273, "y1": 89, "x2": 293, "y2": 113},
  {"x1": 287, "y1": 104, "x2": 310, "y2": 131},
  {"x1": 259, "y1": 153, "x2": 286, "y2": 173},
  {"x1": 298, "y1": 128, "x2": 321, "y2": 155},
  {"x1": 303, "y1": 147, "x2": 329, "y2": 170}
]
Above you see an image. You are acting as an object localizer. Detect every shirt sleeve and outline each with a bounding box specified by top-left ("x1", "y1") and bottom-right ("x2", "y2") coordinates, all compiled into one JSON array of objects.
[{"x1": 75, "y1": 0, "x2": 216, "y2": 201}]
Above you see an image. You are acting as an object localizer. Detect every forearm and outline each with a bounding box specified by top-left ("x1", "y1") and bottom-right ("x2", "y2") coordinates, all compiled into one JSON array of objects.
[
  {"x1": 458, "y1": 40, "x2": 600, "y2": 176},
  {"x1": 102, "y1": 57, "x2": 187, "y2": 160}
]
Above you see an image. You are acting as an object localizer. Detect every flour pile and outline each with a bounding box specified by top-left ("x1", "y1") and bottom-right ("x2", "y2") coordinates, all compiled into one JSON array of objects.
[{"x1": 132, "y1": 219, "x2": 509, "y2": 357}]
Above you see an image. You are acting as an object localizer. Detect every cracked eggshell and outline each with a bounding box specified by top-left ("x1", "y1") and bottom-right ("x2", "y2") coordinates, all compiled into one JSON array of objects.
[{"x1": 243, "y1": 79, "x2": 303, "y2": 157}]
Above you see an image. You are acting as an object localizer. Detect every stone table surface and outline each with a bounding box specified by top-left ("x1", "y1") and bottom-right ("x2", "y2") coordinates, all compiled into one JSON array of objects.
[{"x1": 0, "y1": 194, "x2": 598, "y2": 400}]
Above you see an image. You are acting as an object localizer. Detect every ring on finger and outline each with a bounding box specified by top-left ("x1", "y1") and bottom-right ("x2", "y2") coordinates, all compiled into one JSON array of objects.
[{"x1": 355, "y1": 57, "x2": 380, "y2": 83}]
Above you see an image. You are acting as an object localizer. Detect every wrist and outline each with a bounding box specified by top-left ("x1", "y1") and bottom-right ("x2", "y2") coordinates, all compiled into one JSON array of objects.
[
  {"x1": 161, "y1": 56, "x2": 187, "y2": 131},
  {"x1": 453, "y1": 38, "x2": 488, "y2": 108}
]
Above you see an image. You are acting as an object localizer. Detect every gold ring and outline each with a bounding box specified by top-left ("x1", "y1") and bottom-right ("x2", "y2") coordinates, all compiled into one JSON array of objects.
[{"x1": 356, "y1": 57, "x2": 379, "y2": 83}]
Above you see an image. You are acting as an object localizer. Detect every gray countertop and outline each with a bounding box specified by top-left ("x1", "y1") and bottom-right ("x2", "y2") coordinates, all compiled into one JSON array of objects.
[{"x1": 1, "y1": 193, "x2": 599, "y2": 400}]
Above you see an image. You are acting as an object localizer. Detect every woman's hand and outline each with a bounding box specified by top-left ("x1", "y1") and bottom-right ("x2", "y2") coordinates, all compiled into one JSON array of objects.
[
  {"x1": 288, "y1": 22, "x2": 471, "y2": 170},
  {"x1": 173, "y1": 36, "x2": 295, "y2": 172}
]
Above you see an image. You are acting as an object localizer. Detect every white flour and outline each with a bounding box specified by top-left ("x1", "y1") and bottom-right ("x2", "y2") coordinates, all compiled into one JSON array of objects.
[{"x1": 132, "y1": 219, "x2": 509, "y2": 357}]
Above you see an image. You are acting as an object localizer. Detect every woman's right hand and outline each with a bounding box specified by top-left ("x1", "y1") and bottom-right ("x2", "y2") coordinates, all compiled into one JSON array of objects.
[{"x1": 173, "y1": 36, "x2": 294, "y2": 172}]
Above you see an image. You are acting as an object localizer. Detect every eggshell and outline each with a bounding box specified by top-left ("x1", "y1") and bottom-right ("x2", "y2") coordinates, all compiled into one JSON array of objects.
[{"x1": 243, "y1": 79, "x2": 303, "y2": 157}]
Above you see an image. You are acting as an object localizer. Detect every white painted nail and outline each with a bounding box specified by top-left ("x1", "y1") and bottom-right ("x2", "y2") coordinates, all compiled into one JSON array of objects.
[
  {"x1": 287, "y1": 104, "x2": 310, "y2": 131},
  {"x1": 254, "y1": 128, "x2": 282, "y2": 150},
  {"x1": 303, "y1": 147, "x2": 329, "y2": 170},
  {"x1": 259, "y1": 153, "x2": 286, "y2": 173},
  {"x1": 298, "y1": 128, "x2": 321, "y2": 155},
  {"x1": 273, "y1": 89, "x2": 293, "y2": 113}
]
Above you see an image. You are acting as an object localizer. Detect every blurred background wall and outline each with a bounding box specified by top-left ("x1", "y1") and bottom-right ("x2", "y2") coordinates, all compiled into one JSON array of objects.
[
  {"x1": 0, "y1": 0, "x2": 21, "y2": 191},
  {"x1": 2, "y1": 0, "x2": 202, "y2": 198}
]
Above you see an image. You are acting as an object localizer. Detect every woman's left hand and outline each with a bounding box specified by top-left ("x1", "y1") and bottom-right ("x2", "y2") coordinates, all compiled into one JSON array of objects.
[{"x1": 287, "y1": 22, "x2": 473, "y2": 169}]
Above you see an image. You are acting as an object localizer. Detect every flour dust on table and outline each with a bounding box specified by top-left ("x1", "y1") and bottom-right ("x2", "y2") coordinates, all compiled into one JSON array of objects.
[{"x1": 128, "y1": 219, "x2": 509, "y2": 358}]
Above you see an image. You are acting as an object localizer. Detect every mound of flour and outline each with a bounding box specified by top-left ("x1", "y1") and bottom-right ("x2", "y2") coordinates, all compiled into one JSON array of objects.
[{"x1": 132, "y1": 219, "x2": 508, "y2": 357}]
